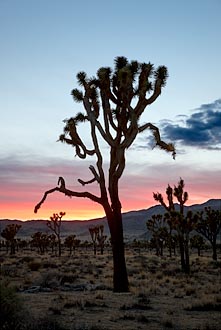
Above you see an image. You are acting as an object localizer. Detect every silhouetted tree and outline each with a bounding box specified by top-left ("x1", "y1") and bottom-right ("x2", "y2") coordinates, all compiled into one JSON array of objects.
[
  {"x1": 96, "y1": 225, "x2": 107, "y2": 255},
  {"x1": 196, "y1": 207, "x2": 221, "y2": 260},
  {"x1": 64, "y1": 234, "x2": 77, "y2": 255},
  {"x1": 146, "y1": 214, "x2": 168, "y2": 256},
  {"x1": 47, "y1": 212, "x2": 65, "y2": 257},
  {"x1": 48, "y1": 233, "x2": 56, "y2": 253},
  {"x1": 154, "y1": 178, "x2": 198, "y2": 273},
  {"x1": 34, "y1": 56, "x2": 175, "y2": 292},
  {"x1": 1, "y1": 224, "x2": 21, "y2": 255},
  {"x1": 31, "y1": 231, "x2": 50, "y2": 254},
  {"x1": 89, "y1": 226, "x2": 99, "y2": 255},
  {"x1": 190, "y1": 234, "x2": 206, "y2": 256}
]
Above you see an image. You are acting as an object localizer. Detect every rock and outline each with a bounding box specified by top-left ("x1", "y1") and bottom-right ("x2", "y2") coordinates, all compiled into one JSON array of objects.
[{"x1": 23, "y1": 286, "x2": 41, "y2": 293}]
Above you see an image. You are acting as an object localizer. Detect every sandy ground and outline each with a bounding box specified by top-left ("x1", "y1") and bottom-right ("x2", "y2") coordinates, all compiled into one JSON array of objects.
[{"x1": 1, "y1": 247, "x2": 220, "y2": 329}]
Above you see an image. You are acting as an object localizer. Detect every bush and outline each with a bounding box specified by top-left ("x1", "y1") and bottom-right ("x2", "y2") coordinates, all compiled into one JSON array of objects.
[
  {"x1": 28, "y1": 261, "x2": 41, "y2": 271},
  {"x1": 0, "y1": 280, "x2": 68, "y2": 330},
  {"x1": 0, "y1": 281, "x2": 25, "y2": 329}
]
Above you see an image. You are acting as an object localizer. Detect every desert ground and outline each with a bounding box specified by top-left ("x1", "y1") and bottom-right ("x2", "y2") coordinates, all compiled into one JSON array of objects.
[{"x1": 0, "y1": 246, "x2": 220, "y2": 330}]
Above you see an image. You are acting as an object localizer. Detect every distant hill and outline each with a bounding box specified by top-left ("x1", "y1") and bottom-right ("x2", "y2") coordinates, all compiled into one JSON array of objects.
[{"x1": 0, "y1": 199, "x2": 220, "y2": 241}]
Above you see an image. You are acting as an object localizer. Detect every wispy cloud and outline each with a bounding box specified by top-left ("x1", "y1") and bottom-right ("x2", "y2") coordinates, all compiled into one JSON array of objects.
[
  {"x1": 0, "y1": 155, "x2": 98, "y2": 200},
  {"x1": 0, "y1": 152, "x2": 220, "y2": 220},
  {"x1": 161, "y1": 99, "x2": 221, "y2": 150}
]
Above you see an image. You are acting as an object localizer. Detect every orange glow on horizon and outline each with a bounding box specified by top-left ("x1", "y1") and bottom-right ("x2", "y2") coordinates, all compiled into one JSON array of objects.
[
  {"x1": 0, "y1": 192, "x2": 218, "y2": 221},
  {"x1": 0, "y1": 200, "x2": 105, "y2": 221},
  {"x1": 1, "y1": 173, "x2": 220, "y2": 221}
]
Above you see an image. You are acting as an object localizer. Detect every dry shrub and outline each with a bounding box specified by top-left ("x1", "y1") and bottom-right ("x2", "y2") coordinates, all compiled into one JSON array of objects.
[
  {"x1": 0, "y1": 280, "x2": 25, "y2": 329},
  {"x1": 28, "y1": 261, "x2": 41, "y2": 271},
  {"x1": 20, "y1": 256, "x2": 34, "y2": 263},
  {"x1": 185, "y1": 295, "x2": 221, "y2": 311},
  {"x1": 161, "y1": 318, "x2": 174, "y2": 328}
]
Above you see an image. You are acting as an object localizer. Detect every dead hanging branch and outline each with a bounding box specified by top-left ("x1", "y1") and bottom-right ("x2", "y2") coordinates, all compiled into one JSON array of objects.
[
  {"x1": 138, "y1": 122, "x2": 176, "y2": 159},
  {"x1": 34, "y1": 177, "x2": 102, "y2": 213}
]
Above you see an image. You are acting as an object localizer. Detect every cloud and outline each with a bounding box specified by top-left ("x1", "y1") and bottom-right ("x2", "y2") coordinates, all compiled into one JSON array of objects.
[
  {"x1": 0, "y1": 155, "x2": 96, "y2": 196},
  {"x1": 161, "y1": 99, "x2": 221, "y2": 150},
  {"x1": 1, "y1": 152, "x2": 220, "y2": 220}
]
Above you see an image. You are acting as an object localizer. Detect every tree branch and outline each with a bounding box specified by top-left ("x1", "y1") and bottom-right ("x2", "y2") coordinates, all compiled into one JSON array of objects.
[
  {"x1": 34, "y1": 178, "x2": 102, "y2": 213},
  {"x1": 78, "y1": 165, "x2": 100, "y2": 186},
  {"x1": 83, "y1": 96, "x2": 114, "y2": 146},
  {"x1": 135, "y1": 79, "x2": 162, "y2": 118},
  {"x1": 138, "y1": 122, "x2": 176, "y2": 159}
]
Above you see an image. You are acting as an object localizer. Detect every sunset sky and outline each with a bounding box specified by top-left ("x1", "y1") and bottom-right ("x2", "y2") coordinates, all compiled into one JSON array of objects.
[{"x1": 0, "y1": 0, "x2": 220, "y2": 221}]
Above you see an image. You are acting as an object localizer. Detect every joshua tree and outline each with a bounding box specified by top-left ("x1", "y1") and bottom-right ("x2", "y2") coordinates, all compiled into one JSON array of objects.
[
  {"x1": 34, "y1": 56, "x2": 175, "y2": 292},
  {"x1": 97, "y1": 225, "x2": 107, "y2": 255},
  {"x1": 89, "y1": 226, "x2": 99, "y2": 255},
  {"x1": 64, "y1": 234, "x2": 77, "y2": 255},
  {"x1": 146, "y1": 214, "x2": 168, "y2": 256},
  {"x1": 196, "y1": 207, "x2": 221, "y2": 260},
  {"x1": 153, "y1": 178, "x2": 198, "y2": 273},
  {"x1": 1, "y1": 224, "x2": 21, "y2": 255},
  {"x1": 31, "y1": 231, "x2": 50, "y2": 254},
  {"x1": 48, "y1": 233, "x2": 56, "y2": 253},
  {"x1": 190, "y1": 234, "x2": 206, "y2": 256},
  {"x1": 47, "y1": 212, "x2": 65, "y2": 257}
]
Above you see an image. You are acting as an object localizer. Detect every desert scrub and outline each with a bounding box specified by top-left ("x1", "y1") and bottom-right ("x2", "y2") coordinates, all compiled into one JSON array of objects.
[
  {"x1": 28, "y1": 260, "x2": 41, "y2": 271},
  {"x1": 28, "y1": 317, "x2": 67, "y2": 330},
  {"x1": 0, "y1": 280, "x2": 27, "y2": 329},
  {"x1": 20, "y1": 256, "x2": 34, "y2": 263},
  {"x1": 184, "y1": 295, "x2": 221, "y2": 311},
  {"x1": 0, "y1": 280, "x2": 68, "y2": 330},
  {"x1": 161, "y1": 318, "x2": 174, "y2": 328}
]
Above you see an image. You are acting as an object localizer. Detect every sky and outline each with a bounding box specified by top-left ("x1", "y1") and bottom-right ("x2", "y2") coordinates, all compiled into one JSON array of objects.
[{"x1": 0, "y1": 0, "x2": 220, "y2": 221}]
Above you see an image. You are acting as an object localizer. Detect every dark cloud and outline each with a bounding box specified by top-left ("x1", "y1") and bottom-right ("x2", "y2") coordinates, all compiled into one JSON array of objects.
[{"x1": 162, "y1": 99, "x2": 221, "y2": 150}]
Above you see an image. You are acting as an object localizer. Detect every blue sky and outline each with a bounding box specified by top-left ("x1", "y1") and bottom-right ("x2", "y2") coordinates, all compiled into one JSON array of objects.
[{"x1": 0, "y1": 0, "x2": 220, "y2": 220}]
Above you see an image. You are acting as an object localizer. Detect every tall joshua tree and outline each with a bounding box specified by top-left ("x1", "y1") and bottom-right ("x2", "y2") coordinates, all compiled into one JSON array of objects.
[{"x1": 34, "y1": 56, "x2": 175, "y2": 292}]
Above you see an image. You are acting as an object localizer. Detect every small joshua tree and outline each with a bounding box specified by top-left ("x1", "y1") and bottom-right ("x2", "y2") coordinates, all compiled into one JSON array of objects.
[
  {"x1": 190, "y1": 234, "x2": 206, "y2": 256},
  {"x1": 97, "y1": 225, "x2": 107, "y2": 255},
  {"x1": 146, "y1": 214, "x2": 168, "y2": 256},
  {"x1": 31, "y1": 231, "x2": 50, "y2": 254},
  {"x1": 47, "y1": 211, "x2": 65, "y2": 257},
  {"x1": 1, "y1": 224, "x2": 21, "y2": 255},
  {"x1": 196, "y1": 207, "x2": 221, "y2": 260},
  {"x1": 64, "y1": 234, "x2": 76, "y2": 255},
  {"x1": 89, "y1": 226, "x2": 99, "y2": 255},
  {"x1": 153, "y1": 178, "x2": 198, "y2": 273},
  {"x1": 89, "y1": 225, "x2": 107, "y2": 255}
]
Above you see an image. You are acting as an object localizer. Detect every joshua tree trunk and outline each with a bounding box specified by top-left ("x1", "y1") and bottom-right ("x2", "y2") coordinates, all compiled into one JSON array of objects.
[
  {"x1": 168, "y1": 228, "x2": 172, "y2": 258},
  {"x1": 10, "y1": 239, "x2": 16, "y2": 255},
  {"x1": 212, "y1": 240, "x2": 217, "y2": 261},
  {"x1": 178, "y1": 235, "x2": 186, "y2": 272},
  {"x1": 105, "y1": 169, "x2": 129, "y2": 292},
  {"x1": 58, "y1": 237, "x2": 62, "y2": 257},
  {"x1": 184, "y1": 238, "x2": 190, "y2": 274},
  {"x1": 110, "y1": 212, "x2": 129, "y2": 292}
]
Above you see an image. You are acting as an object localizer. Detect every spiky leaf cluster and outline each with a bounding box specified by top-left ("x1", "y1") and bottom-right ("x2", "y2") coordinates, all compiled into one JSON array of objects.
[
  {"x1": 59, "y1": 56, "x2": 172, "y2": 157},
  {"x1": 71, "y1": 89, "x2": 83, "y2": 102}
]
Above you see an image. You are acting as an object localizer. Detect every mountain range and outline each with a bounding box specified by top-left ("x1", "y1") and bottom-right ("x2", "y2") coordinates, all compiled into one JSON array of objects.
[{"x1": 0, "y1": 199, "x2": 220, "y2": 241}]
